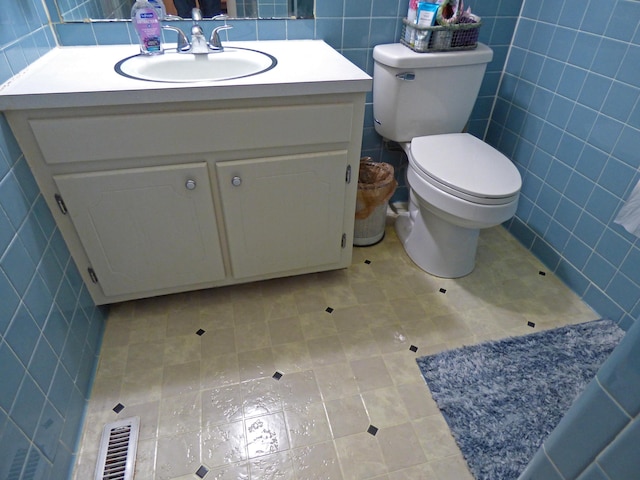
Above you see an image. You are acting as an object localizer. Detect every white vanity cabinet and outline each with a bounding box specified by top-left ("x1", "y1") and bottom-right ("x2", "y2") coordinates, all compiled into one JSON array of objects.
[
  {"x1": 216, "y1": 150, "x2": 349, "y2": 279},
  {"x1": 0, "y1": 41, "x2": 371, "y2": 305},
  {"x1": 52, "y1": 162, "x2": 226, "y2": 297},
  {"x1": 4, "y1": 94, "x2": 365, "y2": 304}
]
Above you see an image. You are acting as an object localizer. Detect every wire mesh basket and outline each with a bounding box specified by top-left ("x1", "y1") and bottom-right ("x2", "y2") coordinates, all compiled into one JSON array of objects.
[{"x1": 401, "y1": 18, "x2": 481, "y2": 53}]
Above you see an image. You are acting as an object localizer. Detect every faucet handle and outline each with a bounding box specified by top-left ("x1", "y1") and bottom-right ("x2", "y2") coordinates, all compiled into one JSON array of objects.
[
  {"x1": 210, "y1": 25, "x2": 233, "y2": 50},
  {"x1": 162, "y1": 25, "x2": 190, "y2": 52}
]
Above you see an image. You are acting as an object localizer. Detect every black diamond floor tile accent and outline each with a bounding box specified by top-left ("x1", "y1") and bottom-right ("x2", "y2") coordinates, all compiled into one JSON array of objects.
[
  {"x1": 272, "y1": 371, "x2": 283, "y2": 380},
  {"x1": 409, "y1": 345, "x2": 418, "y2": 352},
  {"x1": 196, "y1": 329, "x2": 206, "y2": 336},
  {"x1": 113, "y1": 403, "x2": 125, "y2": 413},
  {"x1": 439, "y1": 288, "x2": 447, "y2": 294},
  {"x1": 195, "y1": 465, "x2": 209, "y2": 478},
  {"x1": 325, "y1": 307, "x2": 334, "y2": 313},
  {"x1": 367, "y1": 425, "x2": 378, "y2": 436}
]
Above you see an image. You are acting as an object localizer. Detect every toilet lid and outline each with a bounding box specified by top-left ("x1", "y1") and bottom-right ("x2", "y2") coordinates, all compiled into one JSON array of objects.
[{"x1": 410, "y1": 133, "x2": 521, "y2": 203}]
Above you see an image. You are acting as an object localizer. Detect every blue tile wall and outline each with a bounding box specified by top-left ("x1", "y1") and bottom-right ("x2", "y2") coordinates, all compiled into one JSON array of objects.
[
  {"x1": 0, "y1": 1, "x2": 107, "y2": 479},
  {"x1": 490, "y1": 0, "x2": 640, "y2": 329}
]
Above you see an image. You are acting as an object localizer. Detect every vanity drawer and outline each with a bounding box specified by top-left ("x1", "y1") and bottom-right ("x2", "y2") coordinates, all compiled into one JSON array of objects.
[{"x1": 29, "y1": 103, "x2": 354, "y2": 164}]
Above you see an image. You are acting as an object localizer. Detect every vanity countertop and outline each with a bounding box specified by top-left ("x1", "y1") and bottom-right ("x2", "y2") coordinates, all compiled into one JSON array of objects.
[{"x1": 0, "y1": 40, "x2": 372, "y2": 110}]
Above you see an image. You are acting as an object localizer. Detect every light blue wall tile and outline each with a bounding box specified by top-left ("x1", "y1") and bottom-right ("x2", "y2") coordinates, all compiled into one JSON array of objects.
[
  {"x1": 599, "y1": 158, "x2": 635, "y2": 198},
  {"x1": 548, "y1": 27, "x2": 577, "y2": 62},
  {"x1": 563, "y1": 236, "x2": 592, "y2": 270},
  {"x1": 0, "y1": 416, "x2": 32, "y2": 480},
  {"x1": 12, "y1": 373, "x2": 46, "y2": 439},
  {"x1": 602, "y1": 81, "x2": 639, "y2": 123},
  {"x1": 29, "y1": 337, "x2": 58, "y2": 395},
  {"x1": 555, "y1": 133, "x2": 583, "y2": 168},
  {"x1": 0, "y1": 342, "x2": 25, "y2": 413},
  {"x1": 43, "y1": 306, "x2": 68, "y2": 357},
  {"x1": 568, "y1": 32, "x2": 601, "y2": 69},
  {"x1": 612, "y1": 126, "x2": 640, "y2": 168},
  {"x1": 286, "y1": 19, "x2": 315, "y2": 39},
  {"x1": 345, "y1": 0, "x2": 372, "y2": 18},
  {"x1": 92, "y1": 20, "x2": 132, "y2": 45},
  {"x1": 583, "y1": 284, "x2": 624, "y2": 321},
  {"x1": 574, "y1": 144, "x2": 606, "y2": 181},
  {"x1": 583, "y1": 253, "x2": 615, "y2": 290},
  {"x1": 564, "y1": 172, "x2": 594, "y2": 206},
  {"x1": 556, "y1": 258, "x2": 590, "y2": 295},
  {"x1": 531, "y1": 236, "x2": 560, "y2": 269},
  {"x1": 587, "y1": 115, "x2": 623, "y2": 153},
  {"x1": 566, "y1": 104, "x2": 597, "y2": 139},
  {"x1": 595, "y1": 229, "x2": 632, "y2": 267},
  {"x1": 5, "y1": 306, "x2": 40, "y2": 366},
  {"x1": 577, "y1": 463, "x2": 609, "y2": 480},
  {"x1": 598, "y1": 419, "x2": 640, "y2": 479},
  {"x1": 315, "y1": 0, "x2": 343, "y2": 17},
  {"x1": 578, "y1": 73, "x2": 613, "y2": 111},
  {"x1": 34, "y1": 400, "x2": 64, "y2": 461},
  {"x1": 617, "y1": 44, "x2": 640, "y2": 86},
  {"x1": 0, "y1": 269, "x2": 19, "y2": 335},
  {"x1": 518, "y1": 448, "x2": 564, "y2": 480},
  {"x1": 580, "y1": 0, "x2": 615, "y2": 35},
  {"x1": 584, "y1": 186, "x2": 619, "y2": 224},
  {"x1": 557, "y1": 65, "x2": 587, "y2": 100},
  {"x1": 597, "y1": 319, "x2": 640, "y2": 416},
  {"x1": 573, "y1": 212, "x2": 603, "y2": 249},
  {"x1": 620, "y1": 248, "x2": 640, "y2": 286},
  {"x1": 605, "y1": 273, "x2": 640, "y2": 313},
  {"x1": 544, "y1": 380, "x2": 630, "y2": 479}
]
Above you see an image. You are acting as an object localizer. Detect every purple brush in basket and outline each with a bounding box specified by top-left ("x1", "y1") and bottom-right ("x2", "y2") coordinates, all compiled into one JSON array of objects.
[{"x1": 451, "y1": 15, "x2": 480, "y2": 47}]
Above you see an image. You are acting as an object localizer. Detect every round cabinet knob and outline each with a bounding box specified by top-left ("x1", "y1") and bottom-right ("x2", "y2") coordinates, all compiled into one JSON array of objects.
[
  {"x1": 231, "y1": 176, "x2": 242, "y2": 187},
  {"x1": 185, "y1": 179, "x2": 197, "y2": 190}
]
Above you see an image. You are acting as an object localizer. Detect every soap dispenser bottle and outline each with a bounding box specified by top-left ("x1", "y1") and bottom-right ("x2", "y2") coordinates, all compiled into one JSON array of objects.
[{"x1": 131, "y1": 0, "x2": 163, "y2": 55}]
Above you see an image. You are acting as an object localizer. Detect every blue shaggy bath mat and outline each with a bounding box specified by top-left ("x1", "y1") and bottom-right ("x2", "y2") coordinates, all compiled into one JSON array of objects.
[{"x1": 416, "y1": 319, "x2": 624, "y2": 480}]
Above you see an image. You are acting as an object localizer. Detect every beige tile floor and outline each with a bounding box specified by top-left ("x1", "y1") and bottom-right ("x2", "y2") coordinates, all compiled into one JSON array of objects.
[{"x1": 72, "y1": 217, "x2": 597, "y2": 480}]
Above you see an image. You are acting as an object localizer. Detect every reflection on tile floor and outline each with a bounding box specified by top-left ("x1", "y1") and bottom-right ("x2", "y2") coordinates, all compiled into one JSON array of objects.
[{"x1": 73, "y1": 220, "x2": 597, "y2": 480}]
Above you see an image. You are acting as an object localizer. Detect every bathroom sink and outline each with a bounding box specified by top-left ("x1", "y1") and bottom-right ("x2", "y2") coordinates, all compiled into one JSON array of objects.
[{"x1": 115, "y1": 47, "x2": 277, "y2": 83}]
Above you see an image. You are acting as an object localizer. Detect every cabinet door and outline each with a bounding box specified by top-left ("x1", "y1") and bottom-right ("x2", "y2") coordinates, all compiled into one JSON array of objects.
[
  {"x1": 54, "y1": 163, "x2": 225, "y2": 297},
  {"x1": 217, "y1": 151, "x2": 348, "y2": 279}
]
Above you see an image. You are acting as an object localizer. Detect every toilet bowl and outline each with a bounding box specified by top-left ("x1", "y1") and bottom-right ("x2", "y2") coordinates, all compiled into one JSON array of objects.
[{"x1": 396, "y1": 133, "x2": 521, "y2": 277}]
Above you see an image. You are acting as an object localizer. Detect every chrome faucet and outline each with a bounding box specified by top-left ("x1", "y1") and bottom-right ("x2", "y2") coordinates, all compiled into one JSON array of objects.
[
  {"x1": 163, "y1": 8, "x2": 233, "y2": 54},
  {"x1": 189, "y1": 8, "x2": 209, "y2": 53}
]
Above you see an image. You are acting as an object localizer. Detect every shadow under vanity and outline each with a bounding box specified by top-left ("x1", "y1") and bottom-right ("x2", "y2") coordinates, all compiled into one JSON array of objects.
[{"x1": 0, "y1": 40, "x2": 371, "y2": 305}]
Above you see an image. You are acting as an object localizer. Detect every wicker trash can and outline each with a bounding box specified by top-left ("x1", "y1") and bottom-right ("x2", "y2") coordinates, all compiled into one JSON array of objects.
[{"x1": 354, "y1": 159, "x2": 397, "y2": 246}]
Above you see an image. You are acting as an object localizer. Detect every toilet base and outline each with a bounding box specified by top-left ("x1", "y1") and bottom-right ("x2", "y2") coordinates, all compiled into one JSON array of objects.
[{"x1": 395, "y1": 196, "x2": 479, "y2": 278}]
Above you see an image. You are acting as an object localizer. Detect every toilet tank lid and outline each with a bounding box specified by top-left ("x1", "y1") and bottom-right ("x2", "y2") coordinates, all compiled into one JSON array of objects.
[{"x1": 373, "y1": 43, "x2": 493, "y2": 69}]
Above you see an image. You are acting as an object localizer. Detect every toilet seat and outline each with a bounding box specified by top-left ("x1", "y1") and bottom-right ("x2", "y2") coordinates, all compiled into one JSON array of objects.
[{"x1": 409, "y1": 133, "x2": 521, "y2": 205}]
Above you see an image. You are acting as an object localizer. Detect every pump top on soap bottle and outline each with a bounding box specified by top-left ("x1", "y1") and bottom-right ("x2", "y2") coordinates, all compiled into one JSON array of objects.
[{"x1": 131, "y1": 0, "x2": 163, "y2": 55}]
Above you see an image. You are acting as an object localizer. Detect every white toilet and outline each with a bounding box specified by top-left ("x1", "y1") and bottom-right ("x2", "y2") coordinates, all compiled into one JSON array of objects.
[{"x1": 373, "y1": 43, "x2": 522, "y2": 278}]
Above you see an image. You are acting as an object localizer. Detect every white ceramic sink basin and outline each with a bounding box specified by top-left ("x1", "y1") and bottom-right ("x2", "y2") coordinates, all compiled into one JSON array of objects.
[{"x1": 115, "y1": 47, "x2": 277, "y2": 83}]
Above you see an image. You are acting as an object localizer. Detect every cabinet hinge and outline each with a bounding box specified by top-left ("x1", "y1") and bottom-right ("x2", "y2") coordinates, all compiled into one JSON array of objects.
[
  {"x1": 341, "y1": 233, "x2": 347, "y2": 248},
  {"x1": 87, "y1": 267, "x2": 99, "y2": 284},
  {"x1": 345, "y1": 165, "x2": 352, "y2": 184},
  {"x1": 54, "y1": 194, "x2": 68, "y2": 215}
]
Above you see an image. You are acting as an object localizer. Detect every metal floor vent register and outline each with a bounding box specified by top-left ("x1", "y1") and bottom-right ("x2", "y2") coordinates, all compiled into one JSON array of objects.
[{"x1": 95, "y1": 417, "x2": 140, "y2": 480}]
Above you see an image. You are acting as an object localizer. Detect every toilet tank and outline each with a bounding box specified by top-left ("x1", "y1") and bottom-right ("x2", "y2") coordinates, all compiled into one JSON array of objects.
[{"x1": 373, "y1": 43, "x2": 493, "y2": 142}]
